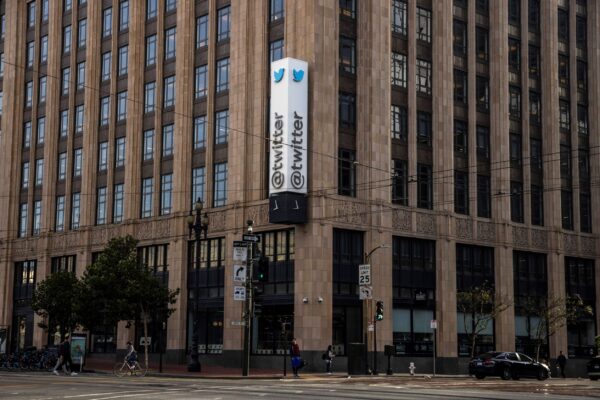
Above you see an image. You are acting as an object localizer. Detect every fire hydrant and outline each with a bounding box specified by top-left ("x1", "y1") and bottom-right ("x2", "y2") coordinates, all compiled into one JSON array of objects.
[{"x1": 409, "y1": 362, "x2": 416, "y2": 376}]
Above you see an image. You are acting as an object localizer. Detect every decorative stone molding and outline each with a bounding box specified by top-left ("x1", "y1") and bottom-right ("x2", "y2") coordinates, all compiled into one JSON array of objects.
[
  {"x1": 12, "y1": 239, "x2": 36, "y2": 258},
  {"x1": 91, "y1": 228, "x2": 108, "y2": 245},
  {"x1": 135, "y1": 222, "x2": 154, "y2": 240},
  {"x1": 335, "y1": 202, "x2": 367, "y2": 225},
  {"x1": 456, "y1": 218, "x2": 473, "y2": 240},
  {"x1": 531, "y1": 229, "x2": 548, "y2": 250},
  {"x1": 477, "y1": 221, "x2": 496, "y2": 242},
  {"x1": 209, "y1": 210, "x2": 227, "y2": 232},
  {"x1": 580, "y1": 236, "x2": 596, "y2": 256},
  {"x1": 246, "y1": 204, "x2": 269, "y2": 227},
  {"x1": 392, "y1": 209, "x2": 412, "y2": 232},
  {"x1": 512, "y1": 226, "x2": 529, "y2": 247},
  {"x1": 416, "y1": 213, "x2": 435, "y2": 235},
  {"x1": 563, "y1": 234, "x2": 578, "y2": 254},
  {"x1": 155, "y1": 220, "x2": 171, "y2": 238}
]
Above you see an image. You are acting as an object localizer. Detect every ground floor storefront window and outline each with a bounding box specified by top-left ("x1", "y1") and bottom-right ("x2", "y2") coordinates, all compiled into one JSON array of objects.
[
  {"x1": 252, "y1": 305, "x2": 293, "y2": 354},
  {"x1": 90, "y1": 325, "x2": 116, "y2": 353},
  {"x1": 566, "y1": 257, "x2": 596, "y2": 357}
]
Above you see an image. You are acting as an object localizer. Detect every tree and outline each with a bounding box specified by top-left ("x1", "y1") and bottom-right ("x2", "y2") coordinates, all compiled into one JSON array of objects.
[
  {"x1": 524, "y1": 295, "x2": 593, "y2": 361},
  {"x1": 457, "y1": 283, "x2": 511, "y2": 358},
  {"x1": 31, "y1": 271, "x2": 82, "y2": 341}
]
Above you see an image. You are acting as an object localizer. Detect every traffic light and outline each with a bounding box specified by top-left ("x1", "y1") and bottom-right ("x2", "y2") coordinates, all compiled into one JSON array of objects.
[
  {"x1": 375, "y1": 301, "x2": 384, "y2": 321},
  {"x1": 256, "y1": 255, "x2": 269, "y2": 282}
]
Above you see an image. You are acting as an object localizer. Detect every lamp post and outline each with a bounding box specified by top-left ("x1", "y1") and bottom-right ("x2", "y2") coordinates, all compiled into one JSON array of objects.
[
  {"x1": 187, "y1": 198, "x2": 209, "y2": 372},
  {"x1": 242, "y1": 220, "x2": 254, "y2": 376},
  {"x1": 363, "y1": 244, "x2": 389, "y2": 375}
]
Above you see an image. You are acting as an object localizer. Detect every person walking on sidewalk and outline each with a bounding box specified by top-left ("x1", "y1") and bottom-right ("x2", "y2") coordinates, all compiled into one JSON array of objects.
[
  {"x1": 54, "y1": 335, "x2": 77, "y2": 376},
  {"x1": 323, "y1": 345, "x2": 334, "y2": 374},
  {"x1": 52, "y1": 338, "x2": 65, "y2": 375},
  {"x1": 557, "y1": 351, "x2": 567, "y2": 378},
  {"x1": 290, "y1": 338, "x2": 302, "y2": 378}
]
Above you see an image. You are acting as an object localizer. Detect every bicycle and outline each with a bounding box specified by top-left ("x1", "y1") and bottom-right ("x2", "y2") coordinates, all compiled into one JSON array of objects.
[{"x1": 113, "y1": 358, "x2": 147, "y2": 377}]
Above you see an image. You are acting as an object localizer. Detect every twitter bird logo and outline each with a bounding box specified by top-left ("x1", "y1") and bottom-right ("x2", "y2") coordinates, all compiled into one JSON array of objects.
[
  {"x1": 292, "y1": 69, "x2": 304, "y2": 82},
  {"x1": 274, "y1": 68, "x2": 285, "y2": 82}
]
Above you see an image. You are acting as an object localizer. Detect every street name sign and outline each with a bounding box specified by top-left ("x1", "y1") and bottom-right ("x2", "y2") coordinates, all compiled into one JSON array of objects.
[{"x1": 242, "y1": 234, "x2": 260, "y2": 243}]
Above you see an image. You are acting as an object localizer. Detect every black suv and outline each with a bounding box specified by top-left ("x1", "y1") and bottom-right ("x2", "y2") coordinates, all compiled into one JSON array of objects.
[{"x1": 469, "y1": 351, "x2": 550, "y2": 380}]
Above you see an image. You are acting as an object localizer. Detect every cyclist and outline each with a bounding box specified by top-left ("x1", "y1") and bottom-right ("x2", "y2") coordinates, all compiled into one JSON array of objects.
[{"x1": 125, "y1": 341, "x2": 137, "y2": 366}]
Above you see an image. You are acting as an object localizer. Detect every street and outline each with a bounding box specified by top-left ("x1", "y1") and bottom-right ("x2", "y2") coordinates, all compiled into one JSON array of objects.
[{"x1": 0, "y1": 372, "x2": 599, "y2": 400}]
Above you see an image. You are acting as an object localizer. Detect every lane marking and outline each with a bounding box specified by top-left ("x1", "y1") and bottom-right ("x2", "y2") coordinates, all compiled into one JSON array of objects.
[
  {"x1": 89, "y1": 392, "x2": 179, "y2": 400},
  {"x1": 64, "y1": 390, "x2": 154, "y2": 398}
]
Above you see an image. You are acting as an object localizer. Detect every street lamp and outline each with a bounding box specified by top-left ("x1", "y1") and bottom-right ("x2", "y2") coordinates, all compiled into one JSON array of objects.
[{"x1": 187, "y1": 198, "x2": 209, "y2": 372}]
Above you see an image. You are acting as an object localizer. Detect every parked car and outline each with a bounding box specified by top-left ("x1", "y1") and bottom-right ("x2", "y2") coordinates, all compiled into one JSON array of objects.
[
  {"x1": 587, "y1": 357, "x2": 600, "y2": 381},
  {"x1": 469, "y1": 351, "x2": 550, "y2": 380}
]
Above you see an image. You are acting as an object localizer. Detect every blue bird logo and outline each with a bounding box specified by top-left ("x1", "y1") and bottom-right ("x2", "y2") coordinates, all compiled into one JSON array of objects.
[
  {"x1": 274, "y1": 68, "x2": 285, "y2": 83},
  {"x1": 292, "y1": 69, "x2": 304, "y2": 82}
]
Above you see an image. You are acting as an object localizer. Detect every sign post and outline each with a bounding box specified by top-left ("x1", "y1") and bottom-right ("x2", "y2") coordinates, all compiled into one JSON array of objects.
[{"x1": 430, "y1": 319, "x2": 437, "y2": 377}]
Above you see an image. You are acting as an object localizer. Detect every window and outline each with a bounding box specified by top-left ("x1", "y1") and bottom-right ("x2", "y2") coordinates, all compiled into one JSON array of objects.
[
  {"x1": 22, "y1": 162, "x2": 30, "y2": 189},
  {"x1": 453, "y1": 20, "x2": 467, "y2": 56},
  {"x1": 51, "y1": 256, "x2": 76, "y2": 274},
  {"x1": 117, "y1": 91, "x2": 127, "y2": 121},
  {"x1": 73, "y1": 148, "x2": 82, "y2": 178},
  {"x1": 529, "y1": 0, "x2": 540, "y2": 33},
  {"x1": 163, "y1": 76, "x2": 175, "y2": 108},
  {"x1": 39, "y1": 77, "x2": 47, "y2": 104},
  {"x1": 270, "y1": 0, "x2": 285, "y2": 21},
  {"x1": 101, "y1": 52, "x2": 111, "y2": 82},
  {"x1": 160, "y1": 174, "x2": 173, "y2": 215},
  {"x1": 58, "y1": 152, "x2": 67, "y2": 181},
  {"x1": 580, "y1": 192, "x2": 591, "y2": 233},
  {"x1": 455, "y1": 171, "x2": 469, "y2": 215},
  {"x1": 78, "y1": 19, "x2": 87, "y2": 48},
  {"x1": 113, "y1": 184, "x2": 124, "y2": 223},
  {"x1": 391, "y1": 105, "x2": 407, "y2": 142},
  {"x1": 192, "y1": 167, "x2": 205, "y2": 205},
  {"x1": 340, "y1": 37, "x2": 356, "y2": 74},
  {"x1": 194, "y1": 116, "x2": 206, "y2": 149},
  {"x1": 165, "y1": 0, "x2": 176, "y2": 12},
  {"x1": 75, "y1": 105, "x2": 84, "y2": 133},
  {"x1": 62, "y1": 67, "x2": 71, "y2": 95},
  {"x1": 96, "y1": 187, "x2": 107, "y2": 225},
  {"x1": 35, "y1": 159, "x2": 44, "y2": 186},
  {"x1": 194, "y1": 65, "x2": 208, "y2": 99},
  {"x1": 0, "y1": 53, "x2": 3, "y2": 77},
  {"x1": 510, "y1": 181, "x2": 524, "y2": 223},
  {"x1": 165, "y1": 27, "x2": 176, "y2": 60},
  {"x1": 147, "y1": 0, "x2": 157, "y2": 20},
  {"x1": 562, "y1": 190, "x2": 573, "y2": 230},
  {"x1": 146, "y1": 35, "x2": 157, "y2": 66},
  {"x1": 143, "y1": 130, "x2": 154, "y2": 160},
  {"x1": 71, "y1": 193, "x2": 80, "y2": 229},
  {"x1": 417, "y1": 164, "x2": 432, "y2": 209},
  {"x1": 55, "y1": 196, "x2": 65, "y2": 232},
  {"x1": 162, "y1": 124, "x2": 173, "y2": 157},
  {"x1": 217, "y1": 6, "x2": 231, "y2": 41},
  {"x1": 268, "y1": 39, "x2": 284, "y2": 64},
  {"x1": 99, "y1": 96, "x2": 110, "y2": 126},
  {"x1": 33, "y1": 200, "x2": 42, "y2": 235},
  {"x1": 24, "y1": 122, "x2": 32, "y2": 148},
  {"x1": 0, "y1": 15, "x2": 4, "y2": 39},
  {"x1": 576, "y1": 16, "x2": 586, "y2": 50},
  {"x1": 119, "y1": 0, "x2": 129, "y2": 31},
  {"x1": 577, "y1": 105, "x2": 588, "y2": 136},
  {"x1": 476, "y1": 27, "x2": 489, "y2": 62},
  {"x1": 196, "y1": 15, "x2": 208, "y2": 48},
  {"x1": 509, "y1": 86, "x2": 521, "y2": 120},
  {"x1": 508, "y1": 38, "x2": 520, "y2": 71},
  {"x1": 529, "y1": 91, "x2": 541, "y2": 125},
  {"x1": 19, "y1": 204, "x2": 28, "y2": 237},
  {"x1": 558, "y1": 54, "x2": 569, "y2": 87},
  {"x1": 64, "y1": 0, "x2": 72, "y2": 9},
  {"x1": 454, "y1": 120, "x2": 467, "y2": 155},
  {"x1": 565, "y1": 258, "x2": 596, "y2": 355},
  {"x1": 392, "y1": 0, "x2": 407, "y2": 36},
  {"x1": 215, "y1": 110, "x2": 229, "y2": 144},
  {"x1": 28, "y1": 2, "x2": 36, "y2": 28},
  {"x1": 558, "y1": 8, "x2": 569, "y2": 42},
  {"x1": 98, "y1": 141, "x2": 108, "y2": 172},
  {"x1": 102, "y1": 8, "x2": 112, "y2": 37},
  {"x1": 37, "y1": 117, "x2": 46, "y2": 144},
  {"x1": 40, "y1": 35, "x2": 48, "y2": 63},
  {"x1": 417, "y1": 111, "x2": 432, "y2": 147},
  {"x1": 416, "y1": 59, "x2": 431, "y2": 95},
  {"x1": 531, "y1": 184, "x2": 543, "y2": 226},
  {"x1": 76, "y1": 62, "x2": 85, "y2": 90},
  {"x1": 339, "y1": 92, "x2": 356, "y2": 130},
  {"x1": 118, "y1": 45, "x2": 128, "y2": 75},
  {"x1": 477, "y1": 175, "x2": 491, "y2": 218},
  {"x1": 476, "y1": 76, "x2": 489, "y2": 112},
  {"x1": 338, "y1": 149, "x2": 356, "y2": 197},
  {"x1": 144, "y1": 82, "x2": 156, "y2": 113},
  {"x1": 26, "y1": 42, "x2": 34, "y2": 68},
  {"x1": 454, "y1": 69, "x2": 467, "y2": 104},
  {"x1": 559, "y1": 101, "x2": 570, "y2": 131},
  {"x1": 63, "y1": 25, "x2": 72, "y2": 54},
  {"x1": 216, "y1": 58, "x2": 229, "y2": 92},
  {"x1": 510, "y1": 133, "x2": 522, "y2": 167},
  {"x1": 529, "y1": 45, "x2": 540, "y2": 78},
  {"x1": 213, "y1": 162, "x2": 228, "y2": 207},
  {"x1": 25, "y1": 81, "x2": 33, "y2": 108},
  {"x1": 115, "y1": 137, "x2": 126, "y2": 168},
  {"x1": 141, "y1": 177, "x2": 153, "y2": 218},
  {"x1": 392, "y1": 159, "x2": 408, "y2": 206},
  {"x1": 530, "y1": 138, "x2": 542, "y2": 172},
  {"x1": 577, "y1": 61, "x2": 587, "y2": 92},
  {"x1": 508, "y1": 0, "x2": 520, "y2": 26},
  {"x1": 416, "y1": 7, "x2": 431, "y2": 43},
  {"x1": 391, "y1": 52, "x2": 407, "y2": 88}
]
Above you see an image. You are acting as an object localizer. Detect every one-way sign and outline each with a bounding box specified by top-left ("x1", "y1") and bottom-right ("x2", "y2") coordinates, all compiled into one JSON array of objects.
[{"x1": 243, "y1": 234, "x2": 260, "y2": 243}]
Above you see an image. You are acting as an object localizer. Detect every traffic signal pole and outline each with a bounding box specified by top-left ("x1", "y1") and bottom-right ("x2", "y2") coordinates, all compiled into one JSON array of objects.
[
  {"x1": 373, "y1": 318, "x2": 378, "y2": 375},
  {"x1": 242, "y1": 221, "x2": 254, "y2": 376}
]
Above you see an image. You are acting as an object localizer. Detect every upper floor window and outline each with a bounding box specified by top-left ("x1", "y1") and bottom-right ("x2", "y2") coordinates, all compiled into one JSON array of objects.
[
  {"x1": 577, "y1": 105, "x2": 588, "y2": 136},
  {"x1": 476, "y1": 126, "x2": 490, "y2": 159},
  {"x1": 476, "y1": 76, "x2": 489, "y2": 112},
  {"x1": 117, "y1": 91, "x2": 127, "y2": 121},
  {"x1": 338, "y1": 149, "x2": 356, "y2": 197},
  {"x1": 73, "y1": 148, "x2": 82, "y2": 177},
  {"x1": 115, "y1": 137, "x2": 126, "y2": 168},
  {"x1": 391, "y1": 105, "x2": 407, "y2": 142},
  {"x1": 510, "y1": 181, "x2": 524, "y2": 223},
  {"x1": 78, "y1": 19, "x2": 87, "y2": 48},
  {"x1": 339, "y1": 92, "x2": 356, "y2": 130},
  {"x1": 454, "y1": 69, "x2": 467, "y2": 104},
  {"x1": 217, "y1": 6, "x2": 231, "y2": 42},
  {"x1": 416, "y1": 59, "x2": 432, "y2": 96},
  {"x1": 270, "y1": 0, "x2": 285, "y2": 21},
  {"x1": 113, "y1": 184, "x2": 124, "y2": 223},
  {"x1": 215, "y1": 110, "x2": 229, "y2": 144},
  {"x1": 141, "y1": 177, "x2": 153, "y2": 218},
  {"x1": 41, "y1": 0, "x2": 49, "y2": 22},
  {"x1": 100, "y1": 97, "x2": 110, "y2": 126},
  {"x1": 75, "y1": 104, "x2": 84, "y2": 133},
  {"x1": 529, "y1": 0, "x2": 540, "y2": 33},
  {"x1": 147, "y1": 0, "x2": 158, "y2": 20},
  {"x1": 37, "y1": 117, "x2": 46, "y2": 144},
  {"x1": 477, "y1": 175, "x2": 491, "y2": 218},
  {"x1": 19, "y1": 204, "x2": 28, "y2": 238},
  {"x1": 453, "y1": 20, "x2": 467, "y2": 56},
  {"x1": 216, "y1": 58, "x2": 230, "y2": 92},
  {"x1": 63, "y1": 25, "x2": 72, "y2": 54},
  {"x1": 119, "y1": 0, "x2": 129, "y2": 31},
  {"x1": 165, "y1": 27, "x2": 176, "y2": 60},
  {"x1": 392, "y1": 0, "x2": 407, "y2": 36},
  {"x1": 392, "y1": 159, "x2": 408, "y2": 206},
  {"x1": 454, "y1": 120, "x2": 467, "y2": 155},
  {"x1": 64, "y1": 0, "x2": 72, "y2": 10},
  {"x1": 196, "y1": 15, "x2": 208, "y2": 48},
  {"x1": 476, "y1": 27, "x2": 489, "y2": 62},
  {"x1": 192, "y1": 167, "x2": 205, "y2": 206},
  {"x1": 576, "y1": 16, "x2": 587, "y2": 49},
  {"x1": 417, "y1": 111, "x2": 432, "y2": 147},
  {"x1": 71, "y1": 193, "x2": 80, "y2": 229},
  {"x1": 194, "y1": 116, "x2": 206, "y2": 149},
  {"x1": 558, "y1": 8, "x2": 569, "y2": 42},
  {"x1": 62, "y1": 67, "x2": 71, "y2": 95},
  {"x1": 529, "y1": 91, "x2": 541, "y2": 125},
  {"x1": 146, "y1": 35, "x2": 157, "y2": 67},
  {"x1": 39, "y1": 77, "x2": 47, "y2": 104},
  {"x1": 195, "y1": 66, "x2": 207, "y2": 99},
  {"x1": 28, "y1": 2, "x2": 36, "y2": 28},
  {"x1": 77, "y1": 62, "x2": 86, "y2": 90},
  {"x1": 340, "y1": 37, "x2": 356, "y2": 74},
  {"x1": 508, "y1": 0, "x2": 520, "y2": 26},
  {"x1": 417, "y1": 164, "x2": 433, "y2": 209},
  {"x1": 143, "y1": 130, "x2": 154, "y2": 161},
  {"x1": 454, "y1": 171, "x2": 469, "y2": 215},
  {"x1": 163, "y1": 76, "x2": 175, "y2": 108},
  {"x1": 509, "y1": 86, "x2": 521, "y2": 120},
  {"x1": 165, "y1": 0, "x2": 176, "y2": 12},
  {"x1": 101, "y1": 52, "x2": 111, "y2": 81},
  {"x1": 102, "y1": 8, "x2": 112, "y2": 38},
  {"x1": 416, "y1": 8, "x2": 431, "y2": 43},
  {"x1": 340, "y1": 0, "x2": 356, "y2": 19},
  {"x1": 476, "y1": 0, "x2": 488, "y2": 14},
  {"x1": 391, "y1": 52, "x2": 407, "y2": 88},
  {"x1": 40, "y1": 36, "x2": 48, "y2": 63},
  {"x1": 162, "y1": 124, "x2": 174, "y2": 157},
  {"x1": 559, "y1": 100, "x2": 570, "y2": 131},
  {"x1": 160, "y1": 174, "x2": 173, "y2": 215},
  {"x1": 144, "y1": 81, "x2": 156, "y2": 114},
  {"x1": 98, "y1": 141, "x2": 108, "y2": 172},
  {"x1": 213, "y1": 162, "x2": 228, "y2": 207},
  {"x1": 529, "y1": 45, "x2": 540, "y2": 78},
  {"x1": 26, "y1": 42, "x2": 35, "y2": 68},
  {"x1": 508, "y1": 38, "x2": 520, "y2": 71},
  {"x1": 270, "y1": 39, "x2": 285, "y2": 62},
  {"x1": 118, "y1": 45, "x2": 128, "y2": 76}
]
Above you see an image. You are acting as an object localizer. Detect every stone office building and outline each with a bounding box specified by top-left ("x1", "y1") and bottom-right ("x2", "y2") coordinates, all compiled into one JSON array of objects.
[{"x1": 0, "y1": 0, "x2": 599, "y2": 375}]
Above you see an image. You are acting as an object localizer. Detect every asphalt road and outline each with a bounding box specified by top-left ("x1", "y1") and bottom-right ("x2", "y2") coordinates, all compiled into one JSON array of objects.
[{"x1": 0, "y1": 372, "x2": 598, "y2": 400}]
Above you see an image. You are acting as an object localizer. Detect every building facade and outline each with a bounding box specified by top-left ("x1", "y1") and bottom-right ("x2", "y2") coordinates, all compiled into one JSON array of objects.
[{"x1": 0, "y1": 0, "x2": 599, "y2": 375}]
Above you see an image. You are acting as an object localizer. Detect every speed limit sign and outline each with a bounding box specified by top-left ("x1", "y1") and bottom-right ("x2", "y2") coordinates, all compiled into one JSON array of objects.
[{"x1": 358, "y1": 264, "x2": 371, "y2": 286}]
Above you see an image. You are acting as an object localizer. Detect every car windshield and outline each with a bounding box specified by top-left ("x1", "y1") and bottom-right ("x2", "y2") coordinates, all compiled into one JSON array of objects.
[
  {"x1": 518, "y1": 353, "x2": 533, "y2": 362},
  {"x1": 505, "y1": 352, "x2": 519, "y2": 361},
  {"x1": 479, "y1": 352, "x2": 501, "y2": 360}
]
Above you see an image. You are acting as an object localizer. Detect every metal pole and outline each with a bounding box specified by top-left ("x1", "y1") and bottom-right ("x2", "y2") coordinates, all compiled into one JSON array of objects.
[
  {"x1": 373, "y1": 318, "x2": 378, "y2": 375},
  {"x1": 188, "y1": 229, "x2": 202, "y2": 372},
  {"x1": 433, "y1": 327, "x2": 436, "y2": 377},
  {"x1": 242, "y1": 241, "x2": 253, "y2": 376}
]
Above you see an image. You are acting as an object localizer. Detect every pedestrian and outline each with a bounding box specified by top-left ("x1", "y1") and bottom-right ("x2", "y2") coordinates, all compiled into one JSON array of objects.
[
  {"x1": 323, "y1": 345, "x2": 334, "y2": 374},
  {"x1": 52, "y1": 338, "x2": 64, "y2": 375},
  {"x1": 290, "y1": 338, "x2": 302, "y2": 378},
  {"x1": 557, "y1": 351, "x2": 567, "y2": 378},
  {"x1": 54, "y1": 335, "x2": 77, "y2": 376},
  {"x1": 125, "y1": 341, "x2": 137, "y2": 366}
]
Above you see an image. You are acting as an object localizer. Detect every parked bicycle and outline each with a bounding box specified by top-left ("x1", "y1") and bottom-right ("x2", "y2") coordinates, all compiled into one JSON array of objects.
[{"x1": 0, "y1": 348, "x2": 58, "y2": 372}]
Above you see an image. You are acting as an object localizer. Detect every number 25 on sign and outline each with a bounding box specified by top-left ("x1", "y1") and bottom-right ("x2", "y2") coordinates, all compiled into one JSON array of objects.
[{"x1": 358, "y1": 264, "x2": 371, "y2": 286}]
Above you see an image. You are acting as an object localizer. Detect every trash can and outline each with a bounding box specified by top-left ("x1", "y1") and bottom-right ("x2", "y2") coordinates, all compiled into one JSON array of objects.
[{"x1": 347, "y1": 343, "x2": 367, "y2": 375}]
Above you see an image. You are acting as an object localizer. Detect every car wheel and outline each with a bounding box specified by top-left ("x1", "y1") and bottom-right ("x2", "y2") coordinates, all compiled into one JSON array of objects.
[
  {"x1": 537, "y1": 368, "x2": 548, "y2": 381},
  {"x1": 475, "y1": 374, "x2": 485, "y2": 380},
  {"x1": 590, "y1": 376, "x2": 599, "y2": 381},
  {"x1": 501, "y1": 367, "x2": 512, "y2": 380}
]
